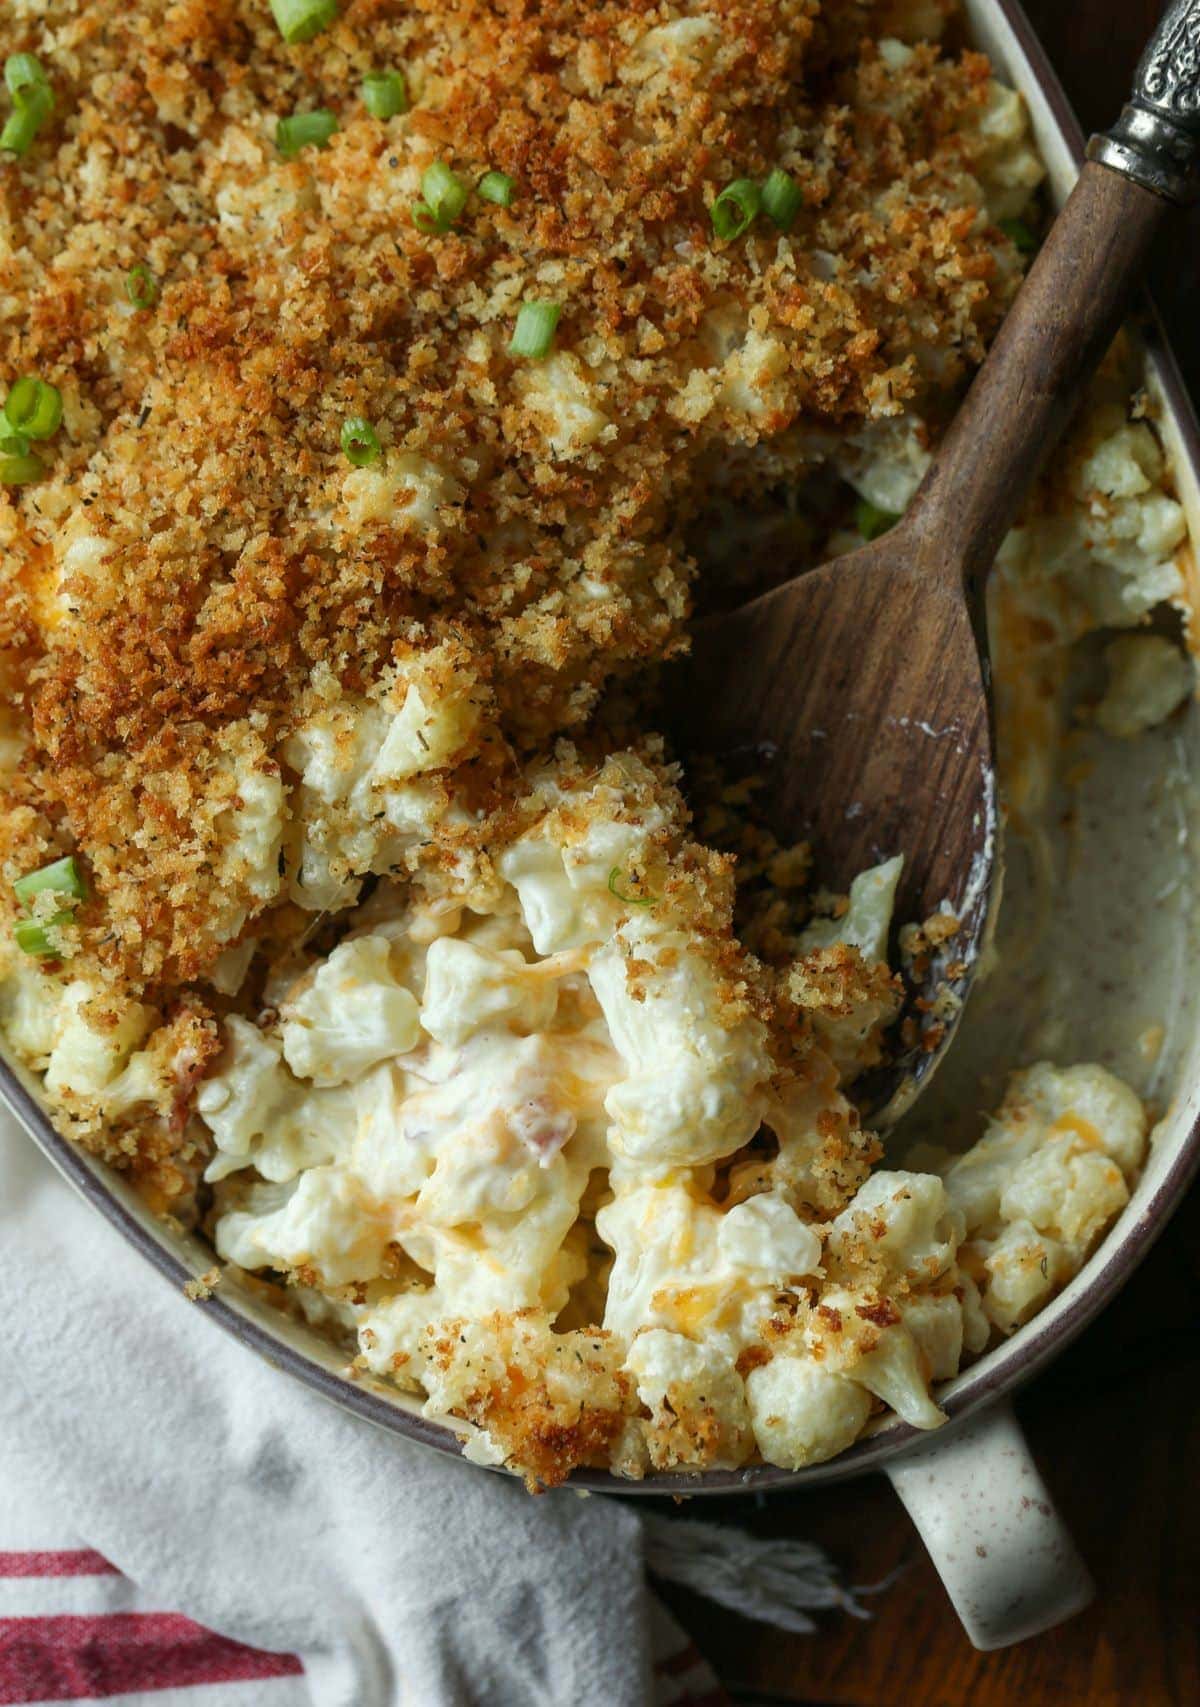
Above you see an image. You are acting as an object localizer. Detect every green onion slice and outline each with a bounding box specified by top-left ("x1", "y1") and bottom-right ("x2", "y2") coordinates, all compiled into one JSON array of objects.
[
  {"x1": 0, "y1": 436, "x2": 43, "y2": 485},
  {"x1": 14, "y1": 912, "x2": 74, "y2": 958},
  {"x1": 999, "y1": 216, "x2": 1037, "y2": 254},
  {"x1": 0, "y1": 84, "x2": 52, "y2": 157},
  {"x1": 340, "y1": 416, "x2": 381, "y2": 467},
  {"x1": 761, "y1": 166, "x2": 803, "y2": 233},
  {"x1": 710, "y1": 178, "x2": 761, "y2": 241},
  {"x1": 269, "y1": 0, "x2": 338, "y2": 45},
  {"x1": 855, "y1": 498, "x2": 901, "y2": 542},
  {"x1": 509, "y1": 300, "x2": 561, "y2": 360},
  {"x1": 4, "y1": 375, "x2": 63, "y2": 440},
  {"x1": 14, "y1": 854, "x2": 88, "y2": 906},
  {"x1": 126, "y1": 263, "x2": 158, "y2": 310},
  {"x1": 417, "y1": 161, "x2": 468, "y2": 232},
  {"x1": 5, "y1": 54, "x2": 50, "y2": 99},
  {"x1": 607, "y1": 866, "x2": 657, "y2": 907},
  {"x1": 362, "y1": 69, "x2": 408, "y2": 120},
  {"x1": 478, "y1": 170, "x2": 515, "y2": 207},
  {"x1": 276, "y1": 108, "x2": 338, "y2": 160}
]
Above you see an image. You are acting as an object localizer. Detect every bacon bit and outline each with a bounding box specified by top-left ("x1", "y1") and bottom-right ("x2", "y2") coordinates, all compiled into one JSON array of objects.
[
  {"x1": 508, "y1": 1095, "x2": 577, "y2": 1165},
  {"x1": 816, "y1": 1304, "x2": 843, "y2": 1332}
]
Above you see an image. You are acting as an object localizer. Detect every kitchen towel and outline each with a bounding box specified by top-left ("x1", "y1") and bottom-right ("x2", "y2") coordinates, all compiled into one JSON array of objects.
[{"x1": 0, "y1": 1103, "x2": 857, "y2": 1706}]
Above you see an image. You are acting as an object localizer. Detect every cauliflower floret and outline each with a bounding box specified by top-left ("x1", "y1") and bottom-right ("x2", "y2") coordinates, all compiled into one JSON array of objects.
[
  {"x1": 280, "y1": 935, "x2": 421, "y2": 1085},
  {"x1": 516, "y1": 352, "x2": 611, "y2": 458},
  {"x1": 496, "y1": 772, "x2": 672, "y2": 955},
  {"x1": 715, "y1": 1193, "x2": 824, "y2": 1284},
  {"x1": 419, "y1": 937, "x2": 559, "y2": 1047},
  {"x1": 968, "y1": 78, "x2": 1045, "y2": 221},
  {"x1": 625, "y1": 15, "x2": 720, "y2": 81},
  {"x1": 998, "y1": 1136, "x2": 1129, "y2": 1251},
  {"x1": 942, "y1": 1061, "x2": 1146, "y2": 1236},
  {"x1": 901, "y1": 1290, "x2": 965, "y2": 1383},
  {"x1": 941, "y1": 1062, "x2": 1146, "y2": 1334},
  {"x1": 284, "y1": 645, "x2": 485, "y2": 909},
  {"x1": 1009, "y1": 413, "x2": 1188, "y2": 633},
  {"x1": 340, "y1": 452, "x2": 463, "y2": 535},
  {"x1": 827, "y1": 1170, "x2": 964, "y2": 1287},
  {"x1": 836, "y1": 417, "x2": 931, "y2": 516},
  {"x1": 626, "y1": 1329, "x2": 752, "y2": 1470},
  {"x1": 197, "y1": 1016, "x2": 353, "y2": 1182},
  {"x1": 799, "y1": 856, "x2": 903, "y2": 963},
  {"x1": 204, "y1": 734, "x2": 286, "y2": 945},
  {"x1": 788, "y1": 944, "x2": 902, "y2": 1083},
  {"x1": 590, "y1": 916, "x2": 773, "y2": 1169},
  {"x1": 43, "y1": 980, "x2": 157, "y2": 1103},
  {"x1": 1095, "y1": 634, "x2": 1192, "y2": 738},
  {"x1": 214, "y1": 1166, "x2": 395, "y2": 1286},
  {"x1": 745, "y1": 1356, "x2": 873, "y2": 1469},
  {"x1": 969, "y1": 1219, "x2": 1073, "y2": 1334},
  {"x1": 804, "y1": 1283, "x2": 947, "y2": 1429},
  {"x1": 599, "y1": 1182, "x2": 820, "y2": 1360},
  {"x1": 0, "y1": 959, "x2": 65, "y2": 1064}
]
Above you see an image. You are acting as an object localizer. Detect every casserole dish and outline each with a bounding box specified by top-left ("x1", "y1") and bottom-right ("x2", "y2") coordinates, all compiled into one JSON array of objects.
[{"x1": 3, "y1": 0, "x2": 1199, "y2": 1650}]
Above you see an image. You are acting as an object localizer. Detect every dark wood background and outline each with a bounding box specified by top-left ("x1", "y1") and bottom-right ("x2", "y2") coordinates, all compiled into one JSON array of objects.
[{"x1": 664, "y1": 5, "x2": 1200, "y2": 1702}]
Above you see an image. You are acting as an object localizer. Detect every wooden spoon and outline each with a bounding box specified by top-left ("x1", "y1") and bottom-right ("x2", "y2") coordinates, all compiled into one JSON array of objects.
[{"x1": 668, "y1": 1, "x2": 1200, "y2": 1122}]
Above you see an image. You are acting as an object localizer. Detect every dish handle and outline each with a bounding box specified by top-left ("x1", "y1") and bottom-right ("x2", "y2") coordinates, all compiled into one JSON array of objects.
[{"x1": 885, "y1": 1399, "x2": 1093, "y2": 1649}]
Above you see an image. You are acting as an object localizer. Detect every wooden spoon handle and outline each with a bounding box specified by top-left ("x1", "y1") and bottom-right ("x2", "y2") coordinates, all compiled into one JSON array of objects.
[
  {"x1": 913, "y1": 0, "x2": 1200, "y2": 586},
  {"x1": 912, "y1": 161, "x2": 1166, "y2": 583}
]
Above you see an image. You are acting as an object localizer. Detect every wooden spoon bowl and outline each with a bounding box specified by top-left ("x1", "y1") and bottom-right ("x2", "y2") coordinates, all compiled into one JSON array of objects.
[{"x1": 672, "y1": 527, "x2": 996, "y2": 1122}]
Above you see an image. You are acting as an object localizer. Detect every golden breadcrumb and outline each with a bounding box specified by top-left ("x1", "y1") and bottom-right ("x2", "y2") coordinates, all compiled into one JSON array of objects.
[{"x1": 3, "y1": 0, "x2": 1022, "y2": 1020}]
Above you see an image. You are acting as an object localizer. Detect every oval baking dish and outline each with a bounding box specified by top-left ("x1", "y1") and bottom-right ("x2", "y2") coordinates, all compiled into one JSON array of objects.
[{"x1": 3, "y1": 0, "x2": 1199, "y2": 1651}]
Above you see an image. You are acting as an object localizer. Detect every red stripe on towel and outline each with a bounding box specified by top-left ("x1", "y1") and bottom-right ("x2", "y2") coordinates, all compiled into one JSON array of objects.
[
  {"x1": 0, "y1": 1612, "x2": 303, "y2": 1703},
  {"x1": 0, "y1": 1555, "x2": 118, "y2": 1581}
]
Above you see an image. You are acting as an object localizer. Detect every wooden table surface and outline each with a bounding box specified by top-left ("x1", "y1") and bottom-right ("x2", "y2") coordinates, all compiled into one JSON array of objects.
[{"x1": 665, "y1": 5, "x2": 1200, "y2": 1702}]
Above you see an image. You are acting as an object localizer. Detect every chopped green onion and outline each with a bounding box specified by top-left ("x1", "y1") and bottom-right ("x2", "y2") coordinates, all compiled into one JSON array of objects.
[
  {"x1": 0, "y1": 84, "x2": 52, "y2": 157},
  {"x1": 5, "y1": 54, "x2": 49, "y2": 100},
  {"x1": 125, "y1": 263, "x2": 158, "y2": 310},
  {"x1": 478, "y1": 169, "x2": 515, "y2": 207},
  {"x1": 362, "y1": 69, "x2": 408, "y2": 120},
  {"x1": 340, "y1": 416, "x2": 381, "y2": 467},
  {"x1": 607, "y1": 867, "x2": 656, "y2": 907},
  {"x1": 269, "y1": 0, "x2": 338, "y2": 45},
  {"x1": 14, "y1": 854, "x2": 88, "y2": 906},
  {"x1": 999, "y1": 216, "x2": 1037, "y2": 254},
  {"x1": 414, "y1": 160, "x2": 468, "y2": 233},
  {"x1": 4, "y1": 375, "x2": 63, "y2": 440},
  {"x1": 710, "y1": 178, "x2": 761, "y2": 241},
  {"x1": 855, "y1": 498, "x2": 901, "y2": 542},
  {"x1": 14, "y1": 912, "x2": 73, "y2": 957},
  {"x1": 276, "y1": 108, "x2": 338, "y2": 160},
  {"x1": 509, "y1": 300, "x2": 561, "y2": 360},
  {"x1": 0, "y1": 433, "x2": 42, "y2": 485},
  {"x1": 761, "y1": 166, "x2": 803, "y2": 233}
]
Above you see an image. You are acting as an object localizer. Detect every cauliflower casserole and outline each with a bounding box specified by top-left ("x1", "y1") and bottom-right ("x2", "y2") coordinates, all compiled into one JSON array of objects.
[{"x1": 1, "y1": 0, "x2": 1194, "y2": 1486}]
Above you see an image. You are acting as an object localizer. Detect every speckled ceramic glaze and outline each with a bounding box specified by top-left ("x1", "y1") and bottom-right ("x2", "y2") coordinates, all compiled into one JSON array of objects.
[{"x1": 3, "y1": 0, "x2": 1199, "y2": 1653}]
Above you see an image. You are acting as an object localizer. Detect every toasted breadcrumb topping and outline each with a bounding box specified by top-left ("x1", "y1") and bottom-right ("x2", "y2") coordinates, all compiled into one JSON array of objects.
[{"x1": 3, "y1": 0, "x2": 1018, "y2": 1002}]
